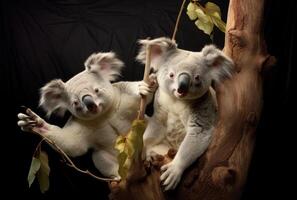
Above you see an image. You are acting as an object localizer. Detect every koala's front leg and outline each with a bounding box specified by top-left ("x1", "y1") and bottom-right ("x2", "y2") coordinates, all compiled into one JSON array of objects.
[
  {"x1": 160, "y1": 127, "x2": 213, "y2": 190},
  {"x1": 17, "y1": 108, "x2": 89, "y2": 157}
]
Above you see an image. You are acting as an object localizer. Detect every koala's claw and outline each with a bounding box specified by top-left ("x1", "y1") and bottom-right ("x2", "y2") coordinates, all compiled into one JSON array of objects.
[
  {"x1": 138, "y1": 73, "x2": 158, "y2": 96},
  {"x1": 17, "y1": 108, "x2": 48, "y2": 134},
  {"x1": 160, "y1": 162, "x2": 183, "y2": 191},
  {"x1": 139, "y1": 82, "x2": 151, "y2": 96}
]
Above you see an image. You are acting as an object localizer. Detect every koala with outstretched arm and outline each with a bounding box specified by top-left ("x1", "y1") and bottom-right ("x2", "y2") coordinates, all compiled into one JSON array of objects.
[
  {"x1": 137, "y1": 37, "x2": 234, "y2": 190},
  {"x1": 17, "y1": 52, "x2": 156, "y2": 179}
]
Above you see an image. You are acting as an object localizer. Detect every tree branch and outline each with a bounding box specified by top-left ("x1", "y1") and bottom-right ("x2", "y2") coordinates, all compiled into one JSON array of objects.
[{"x1": 30, "y1": 131, "x2": 118, "y2": 182}]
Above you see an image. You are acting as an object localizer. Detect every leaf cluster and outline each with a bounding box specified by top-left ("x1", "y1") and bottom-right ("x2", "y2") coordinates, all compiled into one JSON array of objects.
[{"x1": 186, "y1": 1, "x2": 226, "y2": 35}]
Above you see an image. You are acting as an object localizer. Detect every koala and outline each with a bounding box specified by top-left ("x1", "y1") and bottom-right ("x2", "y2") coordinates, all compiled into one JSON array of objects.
[
  {"x1": 137, "y1": 37, "x2": 234, "y2": 190},
  {"x1": 17, "y1": 52, "x2": 156, "y2": 179}
]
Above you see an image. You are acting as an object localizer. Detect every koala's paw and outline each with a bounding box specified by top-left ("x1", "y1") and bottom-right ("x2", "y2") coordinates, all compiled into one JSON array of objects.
[
  {"x1": 138, "y1": 74, "x2": 158, "y2": 96},
  {"x1": 160, "y1": 162, "x2": 183, "y2": 191},
  {"x1": 17, "y1": 108, "x2": 49, "y2": 135},
  {"x1": 143, "y1": 150, "x2": 165, "y2": 169}
]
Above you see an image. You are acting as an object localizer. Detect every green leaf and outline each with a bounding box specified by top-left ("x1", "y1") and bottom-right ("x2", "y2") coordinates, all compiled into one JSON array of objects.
[
  {"x1": 117, "y1": 151, "x2": 128, "y2": 179},
  {"x1": 195, "y1": 7, "x2": 210, "y2": 23},
  {"x1": 186, "y1": 1, "x2": 226, "y2": 35},
  {"x1": 125, "y1": 137, "x2": 134, "y2": 157},
  {"x1": 114, "y1": 119, "x2": 147, "y2": 180},
  {"x1": 27, "y1": 157, "x2": 41, "y2": 188},
  {"x1": 205, "y1": 2, "x2": 226, "y2": 33},
  {"x1": 205, "y1": 2, "x2": 221, "y2": 17},
  {"x1": 211, "y1": 16, "x2": 226, "y2": 33},
  {"x1": 115, "y1": 136, "x2": 126, "y2": 153},
  {"x1": 37, "y1": 151, "x2": 50, "y2": 193},
  {"x1": 123, "y1": 158, "x2": 131, "y2": 173},
  {"x1": 186, "y1": 2, "x2": 199, "y2": 20},
  {"x1": 127, "y1": 120, "x2": 146, "y2": 156},
  {"x1": 195, "y1": 19, "x2": 214, "y2": 35}
]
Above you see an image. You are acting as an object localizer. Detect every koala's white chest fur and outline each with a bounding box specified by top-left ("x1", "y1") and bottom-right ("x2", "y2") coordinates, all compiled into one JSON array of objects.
[
  {"x1": 157, "y1": 90, "x2": 189, "y2": 149},
  {"x1": 166, "y1": 113, "x2": 186, "y2": 149}
]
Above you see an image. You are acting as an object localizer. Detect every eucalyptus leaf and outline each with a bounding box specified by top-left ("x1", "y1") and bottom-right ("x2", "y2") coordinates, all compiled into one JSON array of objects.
[
  {"x1": 205, "y1": 2, "x2": 221, "y2": 16},
  {"x1": 205, "y1": 2, "x2": 226, "y2": 33},
  {"x1": 186, "y1": 1, "x2": 226, "y2": 35},
  {"x1": 117, "y1": 152, "x2": 128, "y2": 179},
  {"x1": 27, "y1": 157, "x2": 41, "y2": 188},
  {"x1": 37, "y1": 151, "x2": 50, "y2": 193},
  {"x1": 127, "y1": 120, "x2": 146, "y2": 156},
  {"x1": 195, "y1": 7, "x2": 210, "y2": 23},
  {"x1": 115, "y1": 136, "x2": 126, "y2": 153},
  {"x1": 114, "y1": 119, "x2": 146, "y2": 180},
  {"x1": 195, "y1": 19, "x2": 214, "y2": 35},
  {"x1": 186, "y1": 2, "x2": 199, "y2": 20},
  {"x1": 125, "y1": 137, "x2": 134, "y2": 157},
  {"x1": 211, "y1": 16, "x2": 226, "y2": 33}
]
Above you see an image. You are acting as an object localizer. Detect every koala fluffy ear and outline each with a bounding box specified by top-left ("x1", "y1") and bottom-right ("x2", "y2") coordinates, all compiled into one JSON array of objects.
[
  {"x1": 39, "y1": 79, "x2": 69, "y2": 117},
  {"x1": 136, "y1": 37, "x2": 177, "y2": 70},
  {"x1": 84, "y1": 52, "x2": 124, "y2": 82},
  {"x1": 202, "y1": 45, "x2": 234, "y2": 83}
]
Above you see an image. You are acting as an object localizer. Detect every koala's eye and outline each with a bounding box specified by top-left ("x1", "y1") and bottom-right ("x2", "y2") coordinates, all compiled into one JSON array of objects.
[
  {"x1": 73, "y1": 100, "x2": 79, "y2": 106},
  {"x1": 169, "y1": 72, "x2": 174, "y2": 79},
  {"x1": 94, "y1": 88, "x2": 99, "y2": 93},
  {"x1": 195, "y1": 75, "x2": 200, "y2": 81}
]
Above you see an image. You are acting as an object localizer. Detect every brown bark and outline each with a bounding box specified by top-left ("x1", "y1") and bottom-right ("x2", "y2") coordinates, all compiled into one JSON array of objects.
[{"x1": 109, "y1": 0, "x2": 275, "y2": 199}]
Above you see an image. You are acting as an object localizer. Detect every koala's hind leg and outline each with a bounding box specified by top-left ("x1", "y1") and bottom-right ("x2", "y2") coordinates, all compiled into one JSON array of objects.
[{"x1": 92, "y1": 150, "x2": 120, "y2": 179}]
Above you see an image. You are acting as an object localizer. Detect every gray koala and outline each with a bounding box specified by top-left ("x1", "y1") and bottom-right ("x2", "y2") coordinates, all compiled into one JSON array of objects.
[
  {"x1": 137, "y1": 37, "x2": 234, "y2": 190},
  {"x1": 17, "y1": 52, "x2": 156, "y2": 179}
]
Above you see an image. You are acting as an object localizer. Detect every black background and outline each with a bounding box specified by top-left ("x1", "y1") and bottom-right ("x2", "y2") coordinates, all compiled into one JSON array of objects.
[{"x1": 1, "y1": 0, "x2": 296, "y2": 199}]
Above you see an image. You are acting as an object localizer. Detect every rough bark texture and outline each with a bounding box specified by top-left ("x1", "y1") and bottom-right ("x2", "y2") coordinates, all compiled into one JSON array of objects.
[{"x1": 109, "y1": 0, "x2": 275, "y2": 199}]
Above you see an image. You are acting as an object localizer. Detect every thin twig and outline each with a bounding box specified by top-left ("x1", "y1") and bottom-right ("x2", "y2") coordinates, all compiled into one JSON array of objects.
[
  {"x1": 31, "y1": 131, "x2": 118, "y2": 182},
  {"x1": 138, "y1": 44, "x2": 152, "y2": 120},
  {"x1": 172, "y1": 0, "x2": 187, "y2": 41},
  {"x1": 33, "y1": 138, "x2": 46, "y2": 157}
]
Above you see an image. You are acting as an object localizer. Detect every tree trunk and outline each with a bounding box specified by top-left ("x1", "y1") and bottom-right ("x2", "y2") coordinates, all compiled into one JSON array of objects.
[{"x1": 109, "y1": 0, "x2": 275, "y2": 199}]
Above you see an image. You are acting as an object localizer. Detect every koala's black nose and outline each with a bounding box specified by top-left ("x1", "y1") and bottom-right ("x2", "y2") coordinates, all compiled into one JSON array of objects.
[
  {"x1": 82, "y1": 95, "x2": 97, "y2": 112},
  {"x1": 177, "y1": 73, "x2": 191, "y2": 94}
]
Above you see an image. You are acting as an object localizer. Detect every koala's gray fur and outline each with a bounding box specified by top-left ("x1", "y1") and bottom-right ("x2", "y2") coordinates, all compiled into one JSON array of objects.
[
  {"x1": 137, "y1": 37, "x2": 234, "y2": 190},
  {"x1": 18, "y1": 52, "x2": 155, "y2": 179}
]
